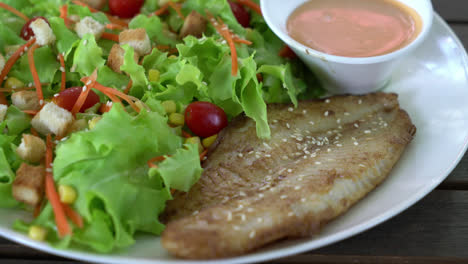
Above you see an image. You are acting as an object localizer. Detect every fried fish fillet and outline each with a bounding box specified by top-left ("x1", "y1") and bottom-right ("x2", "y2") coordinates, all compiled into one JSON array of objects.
[{"x1": 161, "y1": 93, "x2": 416, "y2": 259}]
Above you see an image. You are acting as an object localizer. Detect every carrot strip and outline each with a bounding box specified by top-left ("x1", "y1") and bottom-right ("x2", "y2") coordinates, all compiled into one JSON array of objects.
[
  {"x1": 33, "y1": 200, "x2": 43, "y2": 218},
  {"x1": 236, "y1": 0, "x2": 262, "y2": 15},
  {"x1": 22, "y1": 110, "x2": 39, "y2": 116},
  {"x1": 71, "y1": 71, "x2": 98, "y2": 114},
  {"x1": 30, "y1": 127, "x2": 39, "y2": 137},
  {"x1": 199, "y1": 149, "x2": 208, "y2": 161},
  {"x1": 93, "y1": 82, "x2": 140, "y2": 112},
  {"x1": 218, "y1": 19, "x2": 238, "y2": 76},
  {"x1": 101, "y1": 32, "x2": 120, "y2": 42},
  {"x1": 59, "y1": 5, "x2": 73, "y2": 27},
  {"x1": 71, "y1": 0, "x2": 128, "y2": 27},
  {"x1": 153, "y1": 3, "x2": 169, "y2": 16},
  {"x1": 62, "y1": 204, "x2": 84, "y2": 228},
  {"x1": 105, "y1": 23, "x2": 125, "y2": 30},
  {"x1": 27, "y1": 43, "x2": 44, "y2": 106},
  {"x1": 123, "y1": 80, "x2": 133, "y2": 94},
  {"x1": 168, "y1": 2, "x2": 185, "y2": 19},
  {"x1": 147, "y1": 155, "x2": 166, "y2": 169},
  {"x1": 0, "y1": 38, "x2": 36, "y2": 88},
  {"x1": 45, "y1": 135, "x2": 72, "y2": 237},
  {"x1": 99, "y1": 101, "x2": 113, "y2": 113},
  {"x1": 232, "y1": 37, "x2": 252, "y2": 45},
  {"x1": 58, "y1": 53, "x2": 66, "y2": 92},
  {"x1": 0, "y1": 93, "x2": 7, "y2": 105},
  {"x1": 0, "y1": 2, "x2": 29, "y2": 21}
]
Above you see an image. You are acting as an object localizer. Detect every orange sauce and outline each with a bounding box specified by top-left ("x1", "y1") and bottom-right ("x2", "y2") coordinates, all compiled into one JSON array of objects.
[{"x1": 287, "y1": 0, "x2": 422, "y2": 57}]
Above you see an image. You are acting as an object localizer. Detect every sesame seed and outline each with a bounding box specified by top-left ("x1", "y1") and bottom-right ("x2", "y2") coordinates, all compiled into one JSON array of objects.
[
  {"x1": 257, "y1": 217, "x2": 263, "y2": 223},
  {"x1": 83, "y1": 39, "x2": 88, "y2": 46},
  {"x1": 147, "y1": 84, "x2": 151, "y2": 90},
  {"x1": 39, "y1": 100, "x2": 44, "y2": 105},
  {"x1": 354, "y1": 142, "x2": 359, "y2": 146},
  {"x1": 364, "y1": 130, "x2": 372, "y2": 134},
  {"x1": 336, "y1": 144, "x2": 342, "y2": 147},
  {"x1": 354, "y1": 123, "x2": 359, "y2": 128},
  {"x1": 263, "y1": 142, "x2": 272, "y2": 149},
  {"x1": 258, "y1": 193, "x2": 264, "y2": 198},
  {"x1": 302, "y1": 110, "x2": 307, "y2": 114},
  {"x1": 287, "y1": 169, "x2": 293, "y2": 173},
  {"x1": 288, "y1": 212, "x2": 294, "y2": 217},
  {"x1": 54, "y1": 93, "x2": 59, "y2": 97},
  {"x1": 273, "y1": 119, "x2": 278, "y2": 123},
  {"x1": 358, "y1": 99, "x2": 362, "y2": 104},
  {"x1": 301, "y1": 198, "x2": 306, "y2": 202},
  {"x1": 249, "y1": 231, "x2": 256, "y2": 239},
  {"x1": 288, "y1": 107, "x2": 294, "y2": 112},
  {"x1": 294, "y1": 186, "x2": 301, "y2": 190},
  {"x1": 282, "y1": 155, "x2": 288, "y2": 160},
  {"x1": 192, "y1": 210, "x2": 199, "y2": 216},
  {"x1": 247, "y1": 208, "x2": 254, "y2": 213},
  {"x1": 280, "y1": 195, "x2": 287, "y2": 199},
  {"x1": 265, "y1": 154, "x2": 271, "y2": 158},
  {"x1": 237, "y1": 153, "x2": 243, "y2": 158},
  {"x1": 309, "y1": 121, "x2": 315, "y2": 125},
  {"x1": 233, "y1": 226, "x2": 240, "y2": 230},
  {"x1": 227, "y1": 211, "x2": 232, "y2": 221},
  {"x1": 60, "y1": 66, "x2": 65, "y2": 72},
  {"x1": 344, "y1": 112, "x2": 350, "y2": 116},
  {"x1": 315, "y1": 161, "x2": 321, "y2": 165},
  {"x1": 82, "y1": 86, "x2": 87, "y2": 92},
  {"x1": 239, "y1": 191, "x2": 246, "y2": 196},
  {"x1": 359, "y1": 164, "x2": 366, "y2": 167},
  {"x1": 325, "y1": 99, "x2": 330, "y2": 103},
  {"x1": 324, "y1": 111, "x2": 329, "y2": 117},
  {"x1": 286, "y1": 123, "x2": 291, "y2": 129},
  {"x1": 282, "y1": 139, "x2": 287, "y2": 142},
  {"x1": 240, "y1": 214, "x2": 246, "y2": 221},
  {"x1": 46, "y1": 168, "x2": 53, "y2": 173}
]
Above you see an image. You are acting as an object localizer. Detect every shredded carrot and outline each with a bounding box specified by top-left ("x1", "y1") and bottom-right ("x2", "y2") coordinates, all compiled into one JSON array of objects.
[
  {"x1": 153, "y1": 3, "x2": 169, "y2": 16},
  {"x1": 45, "y1": 135, "x2": 72, "y2": 237},
  {"x1": 58, "y1": 53, "x2": 66, "y2": 92},
  {"x1": 63, "y1": 204, "x2": 84, "y2": 228},
  {"x1": 99, "y1": 101, "x2": 113, "y2": 113},
  {"x1": 168, "y1": 2, "x2": 185, "y2": 19},
  {"x1": 71, "y1": 0, "x2": 128, "y2": 27},
  {"x1": 211, "y1": 16, "x2": 238, "y2": 76},
  {"x1": 123, "y1": 80, "x2": 133, "y2": 94},
  {"x1": 0, "y1": 2, "x2": 29, "y2": 21},
  {"x1": 0, "y1": 38, "x2": 36, "y2": 88},
  {"x1": 278, "y1": 45, "x2": 297, "y2": 59},
  {"x1": 22, "y1": 110, "x2": 39, "y2": 116},
  {"x1": 33, "y1": 200, "x2": 43, "y2": 218},
  {"x1": 147, "y1": 155, "x2": 166, "y2": 168},
  {"x1": 92, "y1": 82, "x2": 140, "y2": 112},
  {"x1": 27, "y1": 43, "x2": 44, "y2": 106},
  {"x1": 30, "y1": 127, "x2": 39, "y2": 137},
  {"x1": 71, "y1": 71, "x2": 98, "y2": 114},
  {"x1": 199, "y1": 149, "x2": 208, "y2": 161},
  {"x1": 105, "y1": 23, "x2": 125, "y2": 30},
  {"x1": 101, "y1": 32, "x2": 120, "y2": 42},
  {"x1": 236, "y1": 0, "x2": 262, "y2": 15},
  {"x1": 182, "y1": 130, "x2": 192, "y2": 138},
  {"x1": 232, "y1": 37, "x2": 252, "y2": 45},
  {"x1": 59, "y1": 5, "x2": 73, "y2": 27},
  {"x1": 256, "y1": 73, "x2": 263, "y2": 83}
]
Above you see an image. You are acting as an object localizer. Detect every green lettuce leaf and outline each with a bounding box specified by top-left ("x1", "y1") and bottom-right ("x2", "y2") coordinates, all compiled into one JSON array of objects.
[
  {"x1": 0, "y1": 122, "x2": 20, "y2": 208},
  {"x1": 129, "y1": 15, "x2": 178, "y2": 46},
  {"x1": 72, "y1": 34, "x2": 105, "y2": 77},
  {"x1": 49, "y1": 17, "x2": 80, "y2": 58},
  {"x1": 5, "y1": 106, "x2": 31, "y2": 136},
  {"x1": 120, "y1": 45, "x2": 148, "y2": 98}
]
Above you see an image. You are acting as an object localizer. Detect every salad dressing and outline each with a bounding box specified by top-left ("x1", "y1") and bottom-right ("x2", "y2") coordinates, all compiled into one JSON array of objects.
[{"x1": 287, "y1": 0, "x2": 422, "y2": 57}]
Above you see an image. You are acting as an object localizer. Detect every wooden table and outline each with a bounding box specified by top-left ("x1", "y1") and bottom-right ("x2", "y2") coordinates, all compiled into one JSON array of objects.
[{"x1": 2, "y1": 1, "x2": 468, "y2": 263}]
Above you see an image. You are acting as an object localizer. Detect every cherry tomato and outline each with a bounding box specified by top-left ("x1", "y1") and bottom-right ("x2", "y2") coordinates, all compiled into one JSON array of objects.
[
  {"x1": 185, "y1": 102, "x2": 228, "y2": 138},
  {"x1": 228, "y1": 1, "x2": 250, "y2": 28},
  {"x1": 109, "y1": 0, "x2": 144, "y2": 18},
  {"x1": 20, "y1": 17, "x2": 50, "y2": 41},
  {"x1": 53, "y1": 87, "x2": 100, "y2": 113}
]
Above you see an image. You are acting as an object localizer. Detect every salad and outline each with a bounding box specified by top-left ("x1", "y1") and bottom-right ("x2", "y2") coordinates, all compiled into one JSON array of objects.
[{"x1": 0, "y1": 0, "x2": 323, "y2": 252}]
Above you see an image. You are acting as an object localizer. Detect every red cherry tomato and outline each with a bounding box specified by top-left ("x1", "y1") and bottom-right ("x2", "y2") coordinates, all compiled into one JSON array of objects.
[
  {"x1": 108, "y1": 0, "x2": 144, "y2": 18},
  {"x1": 228, "y1": 0, "x2": 250, "y2": 28},
  {"x1": 185, "y1": 102, "x2": 228, "y2": 138},
  {"x1": 20, "y1": 17, "x2": 50, "y2": 41},
  {"x1": 53, "y1": 87, "x2": 100, "y2": 113}
]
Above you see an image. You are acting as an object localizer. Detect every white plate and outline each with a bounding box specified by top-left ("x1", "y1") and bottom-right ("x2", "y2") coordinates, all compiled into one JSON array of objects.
[{"x1": 1, "y1": 14, "x2": 468, "y2": 264}]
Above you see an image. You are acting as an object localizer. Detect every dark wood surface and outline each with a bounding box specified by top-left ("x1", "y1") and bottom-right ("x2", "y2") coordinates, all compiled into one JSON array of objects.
[{"x1": 2, "y1": 0, "x2": 468, "y2": 263}]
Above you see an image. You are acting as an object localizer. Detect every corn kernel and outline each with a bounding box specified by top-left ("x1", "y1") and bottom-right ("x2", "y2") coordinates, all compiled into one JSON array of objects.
[
  {"x1": 148, "y1": 69, "x2": 161, "y2": 82},
  {"x1": 185, "y1": 136, "x2": 204, "y2": 153},
  {"x1": 202, "y1": 134, "x2": 218, "y2": 148},
  {"x1": 28, "y1": 225, "x2": 47, "y2": 241},
  {"x1": 5, "y1": 77, "x2": 24, "y2": 90},
  {"x1": 168, "y1": 55, "x2": 177, "y2": 59},
  {"x1": 169, "y1": 113, "x2": 184, "y2": 126},
  {"x1": 88, "y1": 116, "x2": 102, "y2": 130},
  {"x1": 58, "y1": 185, "x2": 77, "y2": 204},
  {"x1": 161, "y1": 100, "x2": 177, "y2": 114}
]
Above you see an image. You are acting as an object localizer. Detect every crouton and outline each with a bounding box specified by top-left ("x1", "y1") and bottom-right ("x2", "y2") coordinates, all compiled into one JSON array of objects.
[
  {"x1": 31, "y1": 102, "x2": 74, "y2": 137},
  {"x1": 82, "y1": 0, "x2": 107, "y2": 9},
  {"x1": 11, "y1": 91, "x2": 41, "y2": 111},
  {"x1": 29, "y1": 18, "x2": 56, "y2": 46},
  {"x1": 0, "y1": 104, "x2": 6, "y2": 122},
  {"x1": 107, "y1": 44, "x2": 139, "y2": 73},
  {"x1": 75, "y1": 16, "x2": 105, "y2": 40},
  {"x1": 119, "y1": 28, "x2": 151, "y2": 56},
  {"x1": 12, "y1": 163, "x2": 45, "y2": 206},
  {"x1": 16, "y1": 134, "x2": 46, "y2": 163},
  {"x1": 179, "y1": 11, "x2": 207, "y2": 39},
  {"x1": 0, "y1": 54, "x2": 5, "y2": 73}
]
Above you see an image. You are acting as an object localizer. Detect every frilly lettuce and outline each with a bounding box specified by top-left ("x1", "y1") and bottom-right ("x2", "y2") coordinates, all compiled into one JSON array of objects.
[
  {"x1": 72, "y1": 33, "x2": 105, "y2": 77},
  {"x1": 120, "y1": 45, "x2": 148, "y2": 98}
]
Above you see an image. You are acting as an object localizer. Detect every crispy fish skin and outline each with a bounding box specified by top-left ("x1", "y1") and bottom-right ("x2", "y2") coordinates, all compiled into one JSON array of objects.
[{"x1": 162, "y1": 93, "x2": 416, "y2": 259}]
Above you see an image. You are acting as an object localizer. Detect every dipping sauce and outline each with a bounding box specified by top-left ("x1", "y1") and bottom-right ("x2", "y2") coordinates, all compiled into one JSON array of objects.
[{"x1": 287, "y1": 0, "x2": 422, "y2": 58}]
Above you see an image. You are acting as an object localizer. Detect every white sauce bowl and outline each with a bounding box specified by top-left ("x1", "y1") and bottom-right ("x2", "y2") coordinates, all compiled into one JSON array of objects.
[{"x1": 260, "y1": 0, "x2": 434, "y2": 94}]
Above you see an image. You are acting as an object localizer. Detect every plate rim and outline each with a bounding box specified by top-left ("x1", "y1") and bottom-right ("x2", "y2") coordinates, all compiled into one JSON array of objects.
[{"x1": 1, "y1": 13, "x2": 468, "y2": 264}]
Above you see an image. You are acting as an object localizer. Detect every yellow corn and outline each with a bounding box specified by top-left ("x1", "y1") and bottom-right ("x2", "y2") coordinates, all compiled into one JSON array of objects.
[
  {"x1": 161, "y1": 100, "x2": 177, "y2": 114},
  {"x1": 168, "y1": 55, "x2": 178, "y2": 59},
  {"x1": 185, "y1": 136, "x2": 204, "y2": 153},
  {"x1": 58, "y1": 185, "x2": 77, "y2": 204},
  {"x1": 5, "y1": 77, "x2": 24, "y2": 90},
  {"x1": 148, "y1": 69, "x2": 161, "y2": 82},
  {"x1": 169, "y1": 113, "x2": 184, "y2": 126},
  {"x1": 88, "y1": 116, "x2": 102, "y2": 130},
  {"x1": 28, "y1": 225, "x2": 47, "y2": 241},
  {"x1": 202, "y1": 134, "x2": 217, "y2": 148}
]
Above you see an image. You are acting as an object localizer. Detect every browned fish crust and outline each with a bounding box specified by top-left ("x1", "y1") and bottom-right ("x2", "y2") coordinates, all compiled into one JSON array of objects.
[{"x1": 161, "y1": 93, "x2": 416, "y2": 259}]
